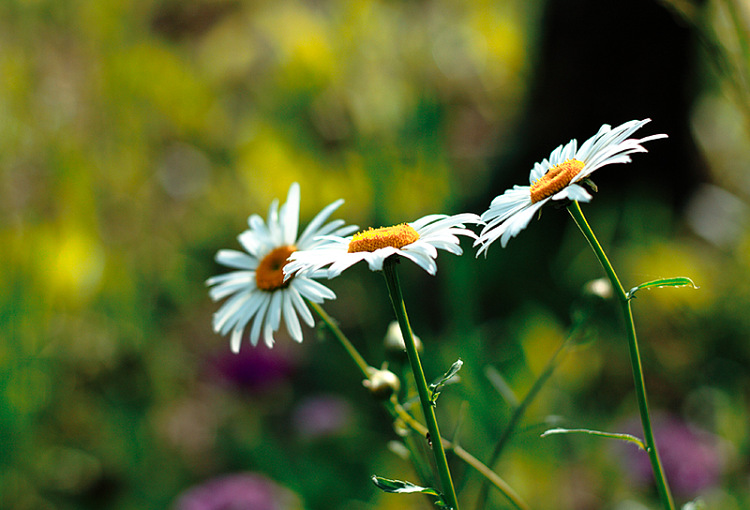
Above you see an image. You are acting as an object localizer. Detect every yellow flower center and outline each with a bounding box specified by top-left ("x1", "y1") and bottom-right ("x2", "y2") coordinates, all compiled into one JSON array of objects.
[
  {"x1": 347, "y1": 224, "x2": 420, "y2": 253},
  {"x1": 255, "y1": 245, "x2": 296, "y2": 291},
  {"x1": 529, "y1": 159, "x2": 586, "y2": 203}
]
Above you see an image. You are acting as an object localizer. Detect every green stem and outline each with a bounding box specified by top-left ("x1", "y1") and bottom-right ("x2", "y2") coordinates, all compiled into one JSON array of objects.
[
  {"x1": 382, "y1": 258, "x2": 460, "y2": 510},
  {"x1": 307, "y1": 300, "x2": 371, "y2": 379},
  {"x1": 567, "y1": 201, "x2": 675, "y2": 510},
  {"x1": 309, "y1": 298, "x2": 528, "y2": 510},
  {"x1": 475, "y1": 334, "x2": 570, "y2": 510},
  {"x1": 392, "y1": 401, "x2": 528, "y2": 510}
]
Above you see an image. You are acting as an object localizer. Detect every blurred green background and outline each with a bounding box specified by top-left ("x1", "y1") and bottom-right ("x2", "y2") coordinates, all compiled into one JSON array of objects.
[{"x1": 3, "y1": 0, "x2": 750, "y2": 509}]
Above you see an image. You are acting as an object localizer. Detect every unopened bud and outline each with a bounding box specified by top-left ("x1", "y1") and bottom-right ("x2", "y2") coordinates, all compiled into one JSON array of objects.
[
  {"x1": 384, "y1": 321, "x2": 422, "y2": 353},
  {"x1": 584, "y1": 277, "x2": 613, "y2": 299},
  {"x1": 363, "y1": 365, "x2": 401, "y2": 400}
]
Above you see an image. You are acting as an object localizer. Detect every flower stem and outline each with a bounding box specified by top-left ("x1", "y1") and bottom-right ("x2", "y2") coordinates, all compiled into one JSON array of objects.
[
  {"x1": 308, "y1": 298, "x2": 527, "y2": 510},
  {"x1": 474, "y1": 332, "x2": 571, "y2": 510},
  {"x1": 391, "y1": 401, "x2": 529, "y2": 510},
  {"x1": 307, "y1": 300, "x2": 371, "y2": 379},
  {"x1": 382, "y1": 258, "x2": 460, "y2": 510},
  {"x1": 567, "y1": 201, "x2": 675, "y2": 510}
]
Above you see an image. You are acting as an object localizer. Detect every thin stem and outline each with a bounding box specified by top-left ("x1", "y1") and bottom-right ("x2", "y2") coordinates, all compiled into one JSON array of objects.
[
  {"x1": 475, "y1": 334, "x2": 570, "y2": 510},
  {"x1": 309, "y1": 298, "x2": 528, "y2": 510},
  {"x1": 392, "y1": 401, "x2": 529, "y2": 510},
  {"x1": 382, "y1": 258, "x2": 460, "y2": 510},
  {"x1": 567, "y1": 201, "x2": 675, "y2": 510},
  {"x1": 307, "y1": 300, "x2": 371, "y2": 379}
]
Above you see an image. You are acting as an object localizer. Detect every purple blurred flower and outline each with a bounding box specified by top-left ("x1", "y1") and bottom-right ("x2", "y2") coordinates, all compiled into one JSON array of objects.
[
  {"x1": 209, "y1": 345, "x2": 295, "y2": 392},
  {"x1": 292, "y1": 394, "x2": 353, "y2": 439},
  {"x1": 616, "y1": 414, "x2": 725, "y2": 497},
  {"x1": 173, "y1": 473, "x2": 301, "y2": 510}
]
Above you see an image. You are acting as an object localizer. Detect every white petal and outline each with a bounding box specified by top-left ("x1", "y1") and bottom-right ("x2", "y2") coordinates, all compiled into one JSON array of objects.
[
  {"x1": 266, "y1": 199, "x2": 282, "y2": 246},
  {"x1": 576, "y1": 123, "x2": 613, "y2": 159},
  {"x1": 329, "y1": 224, "x2": 359, "y2": 238},
  {"x1": 215, "y1": 249, "x2": 258, "y2": 270},
  {"x1": 561, "y1": 138, "x2": 578, "y2": 161},
  {"x1": 248, "y1": 213, "x2": 271, "y2": 242},
  {"x1": 483, "y1": 187, "x2": 532, "y2": 224},
  {"x1": 230, "y1": 326, "x2": 244, "y2": 353},
  {"x1": 263, "y1": 323, "x2": 275, "y2": 349},
  {"x1": 529, "y1": 161, "x2": 548, "y2": 183},
  {"x1": 206, "y1": 270, "x2": 251, "y2": 287},
  {"x1": 216, "y1": 290, "x2": 265, "y2": 336},
  {"x1": 548, "y1": 144, "x2": 565, "y2": 166},
  {"x1": 476, "y1": 201, "x2": 544, "y2": 255},
  {"x1": 399, "y1": 249, "x2": 438, "y2": 275},
  {"x1": 296, "y1": 198, "x2": 345, "y2": 246},
  {"x1": 327, "y1": 253, "x2": 365, "y2": 278},
  {"x1": 267, "y1": 290, "x2": 283, "y2": 332},
  {"x1": 213, "y1": 292, "x2": 250, "y2": 334},
  {"x1": 282, "y1": 292, "x2": 303, "y2": 342},
  {"x1": 248, "y1": 297, "x2": 271, "y2": 347},
  {"x1": 300, "y1": 218, "x2": 344, "y2": 244},
  {"x1": 424, "y1": 238, "x2": 463, "y2": 255},
  {"x1": 207, "y1": 272, "x2": 255, "y2": 301},
  {"x1": 293, "y1": 277, "x2": 336, "y2": 302},
  {"x1": 237, "y1": 231, "x2": 267, "y2": 259},
  {"x1": 364, "y1": 247, "x2": 398, "y2": 271},
  {"x1": 405, "y1": 239, "x2": 438, "y2": 259},
  {"x1": 281, "y1": 183, "x2": 300, "y2": 245},
  {"x1": 288, "y1": 286, "x2": 315, "y2": 327},
  {"x1": 553, "y1": 183, "x2": 592, "y2": 203},
  {"x1": 500, "y1": 203, "x2": 541, "y2": 247},
  {"x1": 285, "y1": 246, "x2": 345, "y2": 277},
  {"x1": 410, "y1": 214, "x2": 448, "y2": 230},
  {"x1": 414, "y1": 214, "x2": 477, "y2": 237}
]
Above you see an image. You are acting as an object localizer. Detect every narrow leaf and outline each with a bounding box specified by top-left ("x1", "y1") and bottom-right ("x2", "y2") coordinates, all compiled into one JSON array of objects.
[
  {"x1": 371, "y1": 476, "x2": 446, "y2": 507},
  {"x1": 627, "y1": 277, "x2": 698, "y2": 299},
  {"x1": 371, "y1": 476, "x2": 439, "y2": 495},
  {"x1": 484, "y1": 365, "x2": 520, "y2": 408},
  {"x1": 541, "y1": 427, "x2": 646, "y2": 450},
  {"x1": 429, "y1": 359, "x2": 463, "y2": 404}
]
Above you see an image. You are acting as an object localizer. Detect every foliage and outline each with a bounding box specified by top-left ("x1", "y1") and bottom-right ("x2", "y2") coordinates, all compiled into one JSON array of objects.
[{"x1": 3, "y1": 1, "x2": 750, "y2": 509}]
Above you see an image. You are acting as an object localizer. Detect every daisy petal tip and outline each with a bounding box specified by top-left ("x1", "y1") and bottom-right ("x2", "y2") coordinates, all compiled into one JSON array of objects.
[{"x1": 230, "y1": 331, "x2": 242, "y2": 354}]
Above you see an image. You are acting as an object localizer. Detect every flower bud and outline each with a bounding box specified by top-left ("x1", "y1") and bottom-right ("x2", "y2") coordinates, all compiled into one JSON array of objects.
[
  {"x1": 363, "y1": 365, "x2": 401, "y2": 400},
  {"x1": 584, "y1": 277, "x2": 613, "y2": 299},
  {"x1": 383, "y1": 321, "x2": 422, "y2": 354}
]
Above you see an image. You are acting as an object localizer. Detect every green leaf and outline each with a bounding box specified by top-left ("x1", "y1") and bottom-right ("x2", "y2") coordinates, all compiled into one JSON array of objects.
[
  {"x1": 541, "y1": 427, "x2": 645, "y2": 450},
  {"x1": 429, "y1": 359, "x2": 463, "y2": 404},
  {"x1": 371, "y1": 476, "x2": 447, "y2": 508},
  {"x1": 484, "y1": 365, "x2": 520, "y2": 408},
  {"x1": 627, "y1": 277, "x2": 698, "y2": 299}
]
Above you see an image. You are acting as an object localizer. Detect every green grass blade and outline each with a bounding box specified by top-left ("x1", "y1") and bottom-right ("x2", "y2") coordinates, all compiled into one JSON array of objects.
[{"x1": 541, "y1": 427, "x2": 645, "y2": 450}]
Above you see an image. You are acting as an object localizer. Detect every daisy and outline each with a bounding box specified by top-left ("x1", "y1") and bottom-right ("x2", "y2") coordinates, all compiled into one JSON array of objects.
[
  {"x1": 283, "y1": 213, "x2": 481, "y2": 278},
  {"x1": 207, "y1": 183, "x2": 357, "y2": 352},
  {"x1": 475, "y1": 119, "x2": 667, "y2": 254}
]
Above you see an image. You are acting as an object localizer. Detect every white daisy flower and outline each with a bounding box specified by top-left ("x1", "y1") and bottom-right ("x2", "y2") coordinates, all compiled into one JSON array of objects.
[
  {"x1": 207, "y1": 183, "x2": 357, "y2": 352},
  {"x1": 284, "y1": 213, "x2": 481, "y2": 278},
  {"x1": 475, "y1": 119, "x2": 667, "y2": 254}
]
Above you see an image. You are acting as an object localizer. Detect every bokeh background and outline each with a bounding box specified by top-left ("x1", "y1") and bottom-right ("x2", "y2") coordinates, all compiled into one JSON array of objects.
[{"x1": 3, "y1": 0, "x2": 750, "y2": 509}]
